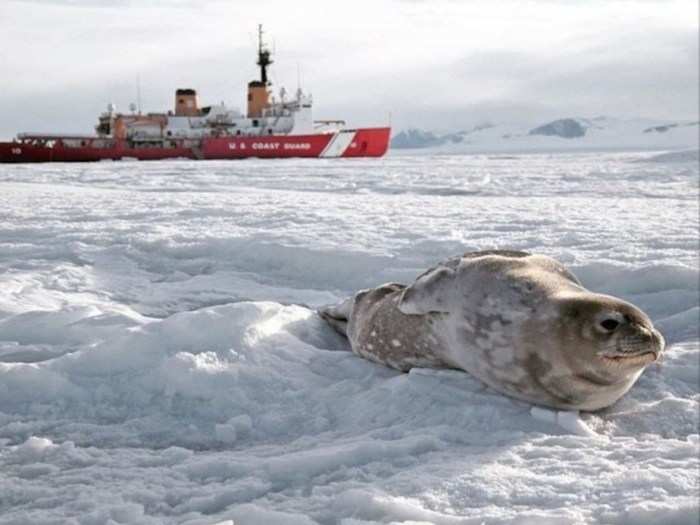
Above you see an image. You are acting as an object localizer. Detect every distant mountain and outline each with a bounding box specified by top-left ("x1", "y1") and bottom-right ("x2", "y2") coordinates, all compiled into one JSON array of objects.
[
  {"x1": 392, "y1": 123, "x2": 494, "y2": 149},
  {"x1": 391, "y1": 129, "x2": 445, "y2": 149},
  {"x1": 643, "y1": 121, "x2": 700, "y2": 134},
  {"x1": 528, "y1": 118, "x2": 587, "y2": 138},
  {"x1": 390, "y1": 117, "x2": 699, "y2": 153}
]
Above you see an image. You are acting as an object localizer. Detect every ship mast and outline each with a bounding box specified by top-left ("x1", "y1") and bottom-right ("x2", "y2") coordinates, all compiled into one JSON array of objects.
[
  {"x1": 247, "y1": 24, "x2": 273, "y2": 118},
  {"x1": 257, "y1": 24, "x2": 273, "y2": 85}
]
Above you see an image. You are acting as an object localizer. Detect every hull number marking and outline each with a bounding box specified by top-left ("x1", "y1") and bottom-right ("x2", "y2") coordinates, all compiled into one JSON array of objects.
[{"x1": 11, "y1": 148, "x2": 21, "y2": 155}]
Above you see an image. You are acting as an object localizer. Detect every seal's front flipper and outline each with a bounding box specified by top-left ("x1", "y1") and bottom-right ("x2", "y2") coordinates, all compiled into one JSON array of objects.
[{"x1": 398, "y1": 266, "x2": 456, "y2": 315}]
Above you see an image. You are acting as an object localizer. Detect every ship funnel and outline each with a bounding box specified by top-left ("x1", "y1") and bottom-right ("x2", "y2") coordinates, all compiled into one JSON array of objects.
[{"x1": 175, "y1": 88, "x2": 199, "y2": 116}]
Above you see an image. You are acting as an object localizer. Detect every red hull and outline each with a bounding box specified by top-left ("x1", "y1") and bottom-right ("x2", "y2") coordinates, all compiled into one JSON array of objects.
[{"x1": 0, "y1": 128, "x2": 390, "y2": 163}]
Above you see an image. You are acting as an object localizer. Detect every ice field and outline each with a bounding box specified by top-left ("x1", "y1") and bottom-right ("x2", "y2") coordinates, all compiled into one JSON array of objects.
[{"x1": 0, "y1": 150, "x2": 698, "y2": 524}]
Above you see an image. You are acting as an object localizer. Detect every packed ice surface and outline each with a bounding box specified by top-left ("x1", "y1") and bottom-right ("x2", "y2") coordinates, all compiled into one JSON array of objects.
[{"x1": 0, "y1": 151, "x2": 698, "y2": 524}]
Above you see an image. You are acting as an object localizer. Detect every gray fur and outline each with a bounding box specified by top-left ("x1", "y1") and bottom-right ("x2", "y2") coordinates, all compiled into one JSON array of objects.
[{"x1": 319, "y1": 250, "x2": 665, "y2": 411}]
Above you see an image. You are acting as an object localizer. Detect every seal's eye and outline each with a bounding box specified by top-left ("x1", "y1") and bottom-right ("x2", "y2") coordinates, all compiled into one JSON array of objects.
[{"x1": 600, "y1": 319, "x2": 620, "y2": 332}]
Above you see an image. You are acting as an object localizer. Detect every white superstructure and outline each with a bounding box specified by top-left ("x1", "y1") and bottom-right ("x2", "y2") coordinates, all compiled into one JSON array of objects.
[{"x1": 95, "y1": 26, "x2": 345, "y2": 143}]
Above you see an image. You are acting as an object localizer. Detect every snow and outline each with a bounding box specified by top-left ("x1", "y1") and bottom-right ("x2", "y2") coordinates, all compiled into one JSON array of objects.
[
  {"x1": 529, "y1": 408, "x2": 598, "y2": 437},
  {"x1": 635, "y1": 149, "x2": 700, "y2": 164},
  {"x1": 0, "y1": 151, "x2": 698, "y2": 524}
]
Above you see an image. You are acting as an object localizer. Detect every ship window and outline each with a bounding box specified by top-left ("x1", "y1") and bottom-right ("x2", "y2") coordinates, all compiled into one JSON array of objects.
[
  {"x1": 236, "y1": 130, "x2": 241, "y2": 136},
  {"x1": 252, "y1": 119, "x2": 259, "y2": 127},
  {"x1": 167, "y1": 131, "x2": 172, "y2": 137},
  {"x1": 268, "y1": 129, "x2": 273, "y2": 135}
]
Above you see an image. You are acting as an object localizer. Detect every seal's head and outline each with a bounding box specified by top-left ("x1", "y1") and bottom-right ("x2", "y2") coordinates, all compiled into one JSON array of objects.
[{"x1": 556, "y1": 292, "x2": 665, "y2": 374}]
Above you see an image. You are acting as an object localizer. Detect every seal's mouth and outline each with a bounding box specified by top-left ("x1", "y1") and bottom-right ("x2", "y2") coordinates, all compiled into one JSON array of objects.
[
  {"x1": 597, "y1": 327, "x2": 665, "y2": 366},
  {"x1": 598, "y1": 350, "x2": 659, "y2": 364}
]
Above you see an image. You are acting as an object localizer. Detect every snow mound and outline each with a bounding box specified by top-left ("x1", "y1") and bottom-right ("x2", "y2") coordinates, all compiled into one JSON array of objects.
[{"x1": 635, "y1": 149, "x2": 700, "y2": 163}]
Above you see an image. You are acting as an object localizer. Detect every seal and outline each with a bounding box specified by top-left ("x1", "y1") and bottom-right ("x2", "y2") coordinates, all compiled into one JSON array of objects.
[{"x1": 320, "y1": 250, "x2": 665, "y2": 411}]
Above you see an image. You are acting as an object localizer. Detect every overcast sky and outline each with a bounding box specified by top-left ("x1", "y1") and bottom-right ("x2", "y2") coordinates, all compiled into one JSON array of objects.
[{"x1": 0, "y1": 0, "x2": 697, "y2": 138}]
